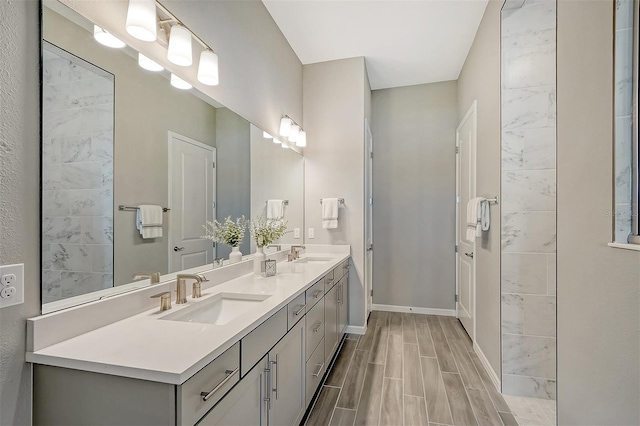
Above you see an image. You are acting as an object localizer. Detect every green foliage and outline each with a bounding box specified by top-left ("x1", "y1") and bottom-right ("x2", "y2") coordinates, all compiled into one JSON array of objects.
[
  {"x1": 250, "y1": 217, "x2": 289, "y2": 248},
  {"x1": 202, "y1": 216, "x2": 247, "y2": 248}
]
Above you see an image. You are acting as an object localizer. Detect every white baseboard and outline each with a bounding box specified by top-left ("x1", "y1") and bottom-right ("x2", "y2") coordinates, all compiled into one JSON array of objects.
[
  {"x1": 372, "y1": 303, "x2": 456, "y2": 317},
  {"x1": 473, "y1": 342, "x2": 501, "y2": 391},
  {"x1": 345, "y1": 325, "x2": 366, "y2": 335}
]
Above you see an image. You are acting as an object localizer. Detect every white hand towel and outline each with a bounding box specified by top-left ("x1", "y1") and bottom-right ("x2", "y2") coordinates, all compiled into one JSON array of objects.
[
  {"x1": 465, "y1": 197, "x2": 486, "y2": 242},
  {"x1": 322, "y1": 198, "x2": 339, "y2": 229},
  {"x1": 480, "y1": 200, "x2": 491, "y2": 232},
  {"x1": 136, "y1": 205, "x2": 163, "y2": 239},
  {"x1": 267, "y1": 199, "x2": 285, "y2": 220}
]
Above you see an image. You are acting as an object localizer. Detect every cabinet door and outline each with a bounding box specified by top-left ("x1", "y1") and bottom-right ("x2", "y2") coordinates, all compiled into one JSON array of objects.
[
  {"x1": 324, "y1": 284, "x2": 339, "y2": 364},
  {"x1": 268, "y1": 320, "x2": 306, "y2": 426},
  {"x1": 338, "y1": 276, "x2": 349, "y2": 338},
  {"x1": 198, "y1": 356, "x2": 267, "y2": 426}
]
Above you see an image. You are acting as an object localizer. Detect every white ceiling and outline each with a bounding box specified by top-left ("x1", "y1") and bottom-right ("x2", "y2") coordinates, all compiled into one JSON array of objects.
[{"x1": 262, "y1": 0, "x2": 489, "y2": 90}]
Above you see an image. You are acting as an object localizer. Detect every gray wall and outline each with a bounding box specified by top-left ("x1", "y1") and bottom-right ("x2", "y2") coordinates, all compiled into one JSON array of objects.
[
  {"x1": 304, "y1": 57, "x2": 368, "y2": 328},
  {"x1": 216, "y1": 108, "x2": 251, "y2": 259},
  {"x1": 456, "y1": 0, "x2": 502, "y2": 376},
  {"x1": 371, "y1": 81, "x2": 458, "y2": 310},
  {"x1": 0, "y1": 0, "x2": 302, "y2": 424},
  {"x1": 43, "y1": 7, "x2": 219, "y2": 287},
  {"x1": 0, "y1": 1, "x2": 41, "y2": 424},
  {"x1": 557, "y1": 1, "x2": 640, "y2": 423}
]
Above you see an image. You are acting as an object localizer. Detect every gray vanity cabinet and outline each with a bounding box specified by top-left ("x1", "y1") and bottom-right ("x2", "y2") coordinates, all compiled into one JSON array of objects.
[
  {"x1": 198, "y1": 356, "x2": 267, "y2": 426},
  {"x1": 337, "y1": 275, "x2": 349, "y2": 339},
  {"x1": 267, "y1": 320, "x2": 306, "y2": 426},
  {"x1": 324, "y1": 283, "x2": 339, "y2": 363}
]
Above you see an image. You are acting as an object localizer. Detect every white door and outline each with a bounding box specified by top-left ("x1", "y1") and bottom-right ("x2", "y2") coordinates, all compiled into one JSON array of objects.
[
  {"x1": 169, "y1": 132, "x2": 216, "y2": 272},
  {"x1": 365, "y1": 120, "x2": 374, "y2": 317},
  {"x1": 456, "y1": 102, "x2": 477, "y2": 341}
]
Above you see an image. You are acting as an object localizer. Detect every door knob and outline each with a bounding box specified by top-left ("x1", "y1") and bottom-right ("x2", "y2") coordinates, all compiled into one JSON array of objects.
[
  {"x1": 174, "y1": 246, "x2": 185, "y2": 252},
  {"x1": 465, "y1": 252, "x2": 474, "y2": 258}
]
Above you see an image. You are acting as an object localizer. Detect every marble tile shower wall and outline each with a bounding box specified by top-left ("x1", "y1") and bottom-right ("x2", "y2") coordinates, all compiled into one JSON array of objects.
[
  {"x1": 501, "y1": 0, "x2": 557, "y2": 400},
  {"x1": 614, "y1": 0, "x2": 635, "y2": 242},
  {"x1": 42, "y1": 49, "x2": 114, "y2": 303}
]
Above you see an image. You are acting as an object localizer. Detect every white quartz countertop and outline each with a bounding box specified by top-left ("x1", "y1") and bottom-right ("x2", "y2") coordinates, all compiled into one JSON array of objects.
[{"x1": 26, "y1": 252, "x2": 349, "y2": 385}]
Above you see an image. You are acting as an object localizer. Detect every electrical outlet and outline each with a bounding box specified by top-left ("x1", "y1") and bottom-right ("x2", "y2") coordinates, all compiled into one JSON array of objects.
[
  {"x1": 293, "y1": 228, "x2": 300, "y2": 239},
  {"x1": 0, "y1": 264, "x2": 24, "y2": 309},
  {"x1": 308, "y1": 228, "x2": 315, "y2": 239}
]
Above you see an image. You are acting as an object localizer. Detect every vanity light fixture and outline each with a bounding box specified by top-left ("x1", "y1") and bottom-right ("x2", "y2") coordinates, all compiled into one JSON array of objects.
[
  {"x1": 288, "y1": 124, "x2": 300, "y2": 143},
  {"x1": 273, "y1": 138, "x2": 282, "y2": 145},
  {"x1": 263, "y1": 132, "x2": 273, "y2": 139},
  {"x1": 167, "y1": 26, "x2": 192, "y2": 66},
  {"x1": 126, "y1": 0, "x2": 157, "y2": 42},
  {"x1": 297, "y1": 130, "x2": 307, "y2": 148},
  {"x1": 279, "y1": 116, "x2": 292, "y2": 137},
  {"x1": 171, "y1": 73, "x2": 192, "y2": 90},
  {"x1": 281, "y1": 141, "x2": 290, "y2": 149},
  {"x1": 93, "y1": 25, "x2": 126, "y2": 48},
  {"x1": 197, "y1": 50, "x2": 219, "y2": 86},
  {"x1": 138, "y1": 53, "x2": 164, "y2": 71}
]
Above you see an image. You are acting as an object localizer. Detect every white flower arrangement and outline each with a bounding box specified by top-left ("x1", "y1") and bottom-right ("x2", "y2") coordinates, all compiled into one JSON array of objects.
[
  {"x1": 250, "y1": 217, "x2": 289, "y2": 248},
  {"x1": 202, "y1": 216, "x2": 247, "y2": 248}
]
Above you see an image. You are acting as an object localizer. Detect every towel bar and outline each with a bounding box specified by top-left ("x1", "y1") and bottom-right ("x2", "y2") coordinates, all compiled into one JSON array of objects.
[
  {"x1": 265, "y1": 200, "x2": 289, "y2": 205},
  {"x1": 484, "y1": 196, "x2": 499, "y2": 204},
  {"x1": 119, "y1": 205, "x2": 170, "y2": 212},
  {"x1": 320, "y1": 198, "x2": 345, "y2": 205}
]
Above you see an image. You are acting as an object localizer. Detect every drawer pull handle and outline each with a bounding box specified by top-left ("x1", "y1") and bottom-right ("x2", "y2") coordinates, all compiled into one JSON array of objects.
[
  {"x1": 313, "y1": 321, "x2": 323, "y2": 333},
  {"x1": 200, "y1": 367, "x2": 238, "y2": 401},
  {"x1": 313, "y1": 362, "x2": 325, "y2": 378},
  {"x1": 294, "y1": 304, "x2": 306, "y2": 316},
  {"x1": 326, "y1": 278, "x2": 334, "y2": 283},
  {"x1": 313, "y1": 290, "x2": 323, "y2": 299}
]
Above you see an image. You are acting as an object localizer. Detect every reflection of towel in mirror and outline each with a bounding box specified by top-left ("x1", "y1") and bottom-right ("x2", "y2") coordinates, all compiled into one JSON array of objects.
[
  {"x1": 322, "y1": 198, "x2": 339, "y2": 229},
  {"x1": 136, "y1": 205, "x2": 163, "y2": 239},
  {"x1": 267, "y1": 200, "x2": 285, "y2": 220},
  {"x1": 465, "y1": 197, "x2": 487, "y2": 242}
]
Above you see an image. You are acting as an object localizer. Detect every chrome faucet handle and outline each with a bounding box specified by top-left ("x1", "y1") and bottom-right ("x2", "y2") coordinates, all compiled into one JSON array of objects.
[
  {"x1": 192, "y1": 282, "x2": 202, "y2": 298},
  {"x1": 151, "y1": 292, "x2": 172, "y2": 311}
]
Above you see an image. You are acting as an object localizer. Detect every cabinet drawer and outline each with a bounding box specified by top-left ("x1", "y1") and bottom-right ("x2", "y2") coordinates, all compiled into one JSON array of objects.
[
  {"x1": 305, "y1": 298, "x2": 325, "y2": 360},
  {"x1": 335, "y1": 259, "x2": 350, "y2": 280},
  {"x1": 305, "y1": 337, "x2": 325, "y2": 407},
  {"x1": 287, "y1": 292, "x2": 307, "y2": 330},
  {"x1": 305, "y1": 279, "x2": 324, "y2": 308},
  {"x1": 323, "y1": 270, "x2": 335, "y2": 293},
  {"x1": 177, "y1": 342, "x2": 240, "y2": 426},
  {"x1": 241, "y1": 307, "x2": 287, "y2": 377}
]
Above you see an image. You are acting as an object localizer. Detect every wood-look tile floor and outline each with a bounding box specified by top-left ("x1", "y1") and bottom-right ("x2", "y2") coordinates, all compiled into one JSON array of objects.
[{"x1": 304, "y1": 312, "x2": 517, "y2": 426}]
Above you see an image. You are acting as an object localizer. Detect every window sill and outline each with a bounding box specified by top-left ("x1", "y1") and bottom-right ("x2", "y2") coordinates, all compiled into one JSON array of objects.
[{"x1": 608, "y1": 242, "x2": 640, "y2": 252}]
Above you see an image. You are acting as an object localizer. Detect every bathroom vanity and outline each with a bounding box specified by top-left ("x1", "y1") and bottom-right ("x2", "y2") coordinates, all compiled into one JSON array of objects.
[{"x1": 28, "y1": 251, "x2": 350, "y2": 425}]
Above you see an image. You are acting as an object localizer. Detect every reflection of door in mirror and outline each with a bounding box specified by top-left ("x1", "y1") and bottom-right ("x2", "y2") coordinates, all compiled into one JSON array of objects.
[
  {"x1": 41, "y1": 43, "x2": 115, "y2": 304},
  {"x1": 169, "y1": 132, "x2": 216, "y2": 272}
]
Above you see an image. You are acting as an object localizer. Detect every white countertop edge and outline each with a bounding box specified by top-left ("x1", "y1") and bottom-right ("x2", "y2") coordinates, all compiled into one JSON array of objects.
[
  {"x1": 608, "y1": 242, "x2": 640, "y2": 252},
  {"x1": 27, "y1": 251, "x2": 350, "y2": 385}
]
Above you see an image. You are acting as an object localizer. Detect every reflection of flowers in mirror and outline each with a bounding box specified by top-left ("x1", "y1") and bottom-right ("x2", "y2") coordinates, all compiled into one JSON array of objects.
[
  {"x1": 250, "y1": 217, "x2": 290, "y2": 248},
  {"x1": 202, "y1": 216, "x2": 247, "y2": 248}
]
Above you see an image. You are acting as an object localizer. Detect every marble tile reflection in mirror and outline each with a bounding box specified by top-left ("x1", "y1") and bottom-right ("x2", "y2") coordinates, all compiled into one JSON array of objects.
[{"x1": 40, "y1": 2, "x2": 304, "y2": 313}]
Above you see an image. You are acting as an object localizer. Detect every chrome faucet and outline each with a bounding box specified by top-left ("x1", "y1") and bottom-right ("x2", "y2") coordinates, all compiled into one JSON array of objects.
[
  {"x1": 132, "y1": 272, "x2": 161, "y2": 284},
  {"x1": 267, "y1": 244, "x2": 282, "y2": 251},
  {"x1": 290, "y1": 245, "x2": 306, "y2": 261},
  {"x1": 175, "y1": 274, "x2": 208, "y2": 303}
]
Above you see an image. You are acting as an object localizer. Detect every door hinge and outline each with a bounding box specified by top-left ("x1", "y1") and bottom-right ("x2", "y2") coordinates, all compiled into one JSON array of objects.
[
  {"x1": 370, "y1": 152, "x2": 373, "y2": 159},
  {"x1": 212, "y1": 201, "x2": 217, "y2": 209},
  {"x1": 455, "y1": 245, "x2": 458, "y2": 253},
  {"x1": 455, "y1": 294, "x2": 459, "y2": 302},
  {"x1": 455, "y1": 146, "x2": 459, "y2": 154},
  {"x1": 212, "y1": 161, "x2": 216, "y2": 168},
  {"x1": 370, "y1": 289, "x2": 373, "y2": 296},
  {"x1": 456, "y1": 195, "x2": 460, "y2": 204},
  {"x1": 369, "y1": 198, "x2": 373, "y2": 205}
]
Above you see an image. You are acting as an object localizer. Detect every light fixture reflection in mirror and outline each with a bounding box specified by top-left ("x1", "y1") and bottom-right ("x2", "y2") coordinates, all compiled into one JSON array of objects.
[
  {"x1": 282, "y1": 142, "x2": 290, "y2": 149},
  {"x1": 138, "y1": 53, "x2": 164, "y2": 72},
  {"x1": 263, "y1": 131, "x2": 273, "y2": 139},
  {"x1": 93, "y1": 25, "x2": 126, "y2": 48},
  {"x1": 297, "y1": 130, "x2": 307, "y2": 148},
  {"x1": 171, "y1": 73, "x2": 192, "y2": 89},
  {"x1": 288, "y1": 124, "x2": 300, "y2": 143},
  {"x1": 273, "y1": 138, "x2": 282, "y2": 145},
  {"x1": 279, "y1": 116, "x2": 292, "y2": 136}
]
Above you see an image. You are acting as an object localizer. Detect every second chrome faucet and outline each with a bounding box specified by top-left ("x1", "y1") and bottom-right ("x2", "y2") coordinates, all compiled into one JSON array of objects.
[{"x1": 175, "y1": 274, "x2": 209, "y2": 304}]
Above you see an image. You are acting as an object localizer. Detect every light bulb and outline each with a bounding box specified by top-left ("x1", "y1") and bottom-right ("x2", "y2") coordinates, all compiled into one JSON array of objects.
[
  {"x1": 93, "y1": 25, "x2": 126, "y2": 48},
  {"x1": 171, "y1": 73, "x2": 192, "y2": 90},
  {"x1": 197, "y1": 50, "x2": 219, "y2": 86},
  {"x1": 279, "y1": 116, "x2": 292, "y2": 137},
  {"x1": 126, "y1": 0, "x2": 157, "y2": 42},
  {"x1": 167, "y1": 26, "x2": 192, "y2": 66},
  {"x1": 296, "y1": 130, "x2": 307, "y2": 147},
  {"x1": 138, "y1": 53, "x2": 163, "y2": 72}
]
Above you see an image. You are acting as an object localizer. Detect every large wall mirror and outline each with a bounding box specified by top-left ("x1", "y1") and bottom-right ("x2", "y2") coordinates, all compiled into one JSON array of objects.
[{"x1": 41, "y1": 1, "x2": 304, "y2": 313}]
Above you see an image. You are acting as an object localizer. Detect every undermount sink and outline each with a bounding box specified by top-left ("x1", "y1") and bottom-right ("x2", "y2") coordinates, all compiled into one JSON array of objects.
[
  {"x1": 161, "y1": 293, "x2": 271, "y2": 325},
  {"x1": 294, "y1": 256, "x2": 334, "y2": 264}
]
